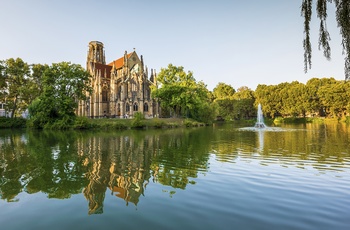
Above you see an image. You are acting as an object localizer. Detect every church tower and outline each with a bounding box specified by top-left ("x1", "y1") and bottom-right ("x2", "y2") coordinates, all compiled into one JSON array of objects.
[{"x1": 87, "y1": 41, "x2": 106, "y2": 66}]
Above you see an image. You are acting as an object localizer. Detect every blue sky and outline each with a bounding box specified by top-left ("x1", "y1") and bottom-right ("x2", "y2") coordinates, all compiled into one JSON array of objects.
[{"x1": 0, "y1": 0, "x2": 345, "y2": 91}]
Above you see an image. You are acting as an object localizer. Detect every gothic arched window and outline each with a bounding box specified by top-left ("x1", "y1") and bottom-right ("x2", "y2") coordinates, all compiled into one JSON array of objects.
[
  {"x1": 133, "y1": 103, "x2": 138, "y2": 111},
  {"x1": 144, "y1": 103, "x2": 148, "y2": 112},
  {"x1": 118, "y1": 85, "x2": 122, "y2": 100},
  {"x1": 126, "y1": 103, "x2": 130, "y2": 112},
  {"x1": 102, "y1": 88, "x2": 108, "y2": 102}
]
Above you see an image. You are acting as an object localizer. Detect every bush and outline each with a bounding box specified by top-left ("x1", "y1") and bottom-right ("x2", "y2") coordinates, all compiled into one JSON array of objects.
[
  {"x1": 151, "y1": 118, "x2": 166, "y2": 128},
  {"x1": 73, "y1": 116, "x2": 92, "y2": 129},
  {"x1": 131, "y1": 112, "x2": 145, "y2": 128},
  {"x1": 0, "y1": 117, "x2": 27, "y2": 128}
]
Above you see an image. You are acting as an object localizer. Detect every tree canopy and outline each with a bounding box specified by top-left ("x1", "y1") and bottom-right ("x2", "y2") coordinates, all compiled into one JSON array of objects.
[
  {"x1": 28, "y1": 62, "x2": 91, "y2": 129},
  {"x1": 151, "y1": 64, "x2": 215, "y2": 122},
  {"x1": 212, "y1": 82, "x2": 235, "y2": 100},
  {"x1": 255, "y1": 78, "x2": 350, "y2": 119},
  {"x1": 302, "y1": 0, "x2": 350, "y2": 80},
  {"x1": 0, "y1": 58, "x2": 31, "y2": 118}
]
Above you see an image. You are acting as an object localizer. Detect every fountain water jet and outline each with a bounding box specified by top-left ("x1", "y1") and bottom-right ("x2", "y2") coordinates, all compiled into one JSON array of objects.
[{"x1": 255, "y1": 104, "x2": 266, "y2": 128}]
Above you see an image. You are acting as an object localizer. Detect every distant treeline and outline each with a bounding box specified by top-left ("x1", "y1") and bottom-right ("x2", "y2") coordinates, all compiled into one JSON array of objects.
[
  {"x1": 211, "y1": 77, "x2": 350, "y2": 122},
  {"x1": 1, "y1": 58, "x2": 349, "y2": 129}
]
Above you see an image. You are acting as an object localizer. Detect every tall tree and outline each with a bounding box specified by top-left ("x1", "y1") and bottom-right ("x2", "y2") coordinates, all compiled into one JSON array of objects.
[
  {"x1": 232, "y1": 86, "x2": 256, "y2": 120},
  {"x1": 212, "y1": 83, "x2": 236, "y2": 120},
  {"x1": 318, "y1": 80, "x2": 349, "y2": 118},
  {"x1": 213, "y1": 82, "x2": 235, "y2": 100},
  {"x1": 28, "y1": 62, "x2": 91, "y2": 129},
  {"x1": 1, "y1": 58, "x2": 30, "y2": 118},
  {"x1": 0, "y1": 61, "x2": 5, "y2": 88},
  {"x1": 152, "y1": 64, "x2": 214, "y2": 121},
  {"x1": 302, "y1": 0, "x2": 350, "y2": 80}
]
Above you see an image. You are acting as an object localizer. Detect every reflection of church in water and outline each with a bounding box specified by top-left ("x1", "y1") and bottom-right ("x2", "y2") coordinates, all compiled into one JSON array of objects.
[
  {"x1": 77, "y1": 41, "x2": 159, "y2": 118},
  {"x1": 78, "y1": 135, "x2": 156, "y2": 214}
]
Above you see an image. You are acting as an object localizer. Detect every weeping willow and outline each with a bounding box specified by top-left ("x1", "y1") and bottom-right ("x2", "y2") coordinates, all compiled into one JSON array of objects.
[{"x1": 301, "y1": 0, "x2": 350, "y2": 80}]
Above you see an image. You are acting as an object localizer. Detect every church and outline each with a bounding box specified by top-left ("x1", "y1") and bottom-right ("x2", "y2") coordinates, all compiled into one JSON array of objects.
[{"x1": 77, "y1": 41, "x2": 159, "y2": 118}]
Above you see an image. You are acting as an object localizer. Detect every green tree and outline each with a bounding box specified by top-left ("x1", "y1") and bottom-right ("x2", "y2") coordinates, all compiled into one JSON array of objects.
[
  {"x1": 212, "y1": 83, "x2": 236, "y2": 120},
  {"x1": 152, "y1": 64, "x2": 214, "y2": 122},
  {"x1": 302, "y1": 0, "x2": 350, "y2": 80},
  {"x1": 0, "y1": 58, "x2": 30, "y2": 118},
  {"x1": 28, "y1": 62, "x2": 91, "y2": 129},
  {"x1": 28, "y1": 64, "x2": 49, "y2": 102},
  {"x1": 213, "y1": 82, "x2": 235, "y2": 100},
  {"x1": 318, "y1": 80, "x2": 349, "y2": 118},
  {"x1": 0, "y1": 61, "x2": 5, "y2": 88},
  {"x1": 232, "y1": 86, "x2": 256, "y2": 120},
  {"x1": 278, "y1": 81, "x2": 308, "y2": 117},
  {"x1": 255, "y1": 84, "x2": 282, "y2": 118},
  {"x1": 305, "y1": 77, "x2": 338, "y2": 117}
]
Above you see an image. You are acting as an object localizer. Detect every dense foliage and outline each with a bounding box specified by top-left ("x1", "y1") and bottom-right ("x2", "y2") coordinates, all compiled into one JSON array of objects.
[
  {"x1": 255, "y1": 78, "x2": 350, "y2": 119},
  {"x1": 0, "y1": 58, "x2": 31, "y2": 117},
  {"x1": 27, "y1": 62, "x2": 91, "y2": 129},
  {"x1": 151, "y1": 64, "x2": 215, "y2": 123},
  {"x1": 0, "y1": 117, "x2": 26, "y2": 128},
  {"x1": 213, "y1": 83, "x2": 256, "y2": 120}
]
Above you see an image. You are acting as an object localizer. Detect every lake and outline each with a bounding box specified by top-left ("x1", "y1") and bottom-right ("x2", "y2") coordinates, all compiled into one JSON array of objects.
[{"x1": 0, "y1": 123, "x2": 349, "y2": 230}]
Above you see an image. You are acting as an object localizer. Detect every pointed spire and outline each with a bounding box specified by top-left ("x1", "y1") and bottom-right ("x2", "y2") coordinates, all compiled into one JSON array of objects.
[
  {"x1": 154, "y1": 69, "x2": 157, "y2": 85},
  {"x1": 124, "y1": 50, "x2": 128, "y2": 67},
  {"x1": 150, "y1": 68, "x2": 154, "y2": 82}
]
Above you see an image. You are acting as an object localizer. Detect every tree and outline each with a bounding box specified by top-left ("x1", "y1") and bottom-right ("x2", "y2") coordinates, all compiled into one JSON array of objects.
[
  {"x1": 279, "y1": 81, "x2": 308, "y2": 117},
  {"x1": 305, "y1": 77, "x2": 337, "y2": 116},
  {"x1": 0, "y1": 61, "x2": 5, "y2": 88},
  {"x1": 151, "y1": 64, "x2": 214, "y2": 122},
  {"x1": 212, "y1": 82, "x2": 235, "y2": 100},
  {"x1": 0, "y1": 58, "x2": 30, "y2": 118},
  {"x1": 28, "y1": 62, "x2": 91, "y2": 129},
  {"x1": 28, "y1": 64, "x2": 49, "y2": 101},
  {"x1": 317, "y1": 79, "x2": 349, "y2": 118},
  {"x1": 212, "y1": 83, "x2": 236, "y2": 120},
  {"x1": 232, "y1": 86, "x2": 256, "y2": 120},
  {"x1": 302, "y1": 0, "x2": 350, "y2": 80}
]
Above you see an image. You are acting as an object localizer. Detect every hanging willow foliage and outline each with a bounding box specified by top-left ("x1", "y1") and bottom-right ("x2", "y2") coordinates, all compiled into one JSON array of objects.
[{"x1": 302, "y1": 0, "x2": 350, "y2": 80}]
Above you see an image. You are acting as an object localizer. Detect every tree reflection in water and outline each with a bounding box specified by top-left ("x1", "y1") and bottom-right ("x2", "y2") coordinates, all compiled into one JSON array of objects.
[
  {"x1": 0, "y1": 128, "x2": 211, "y2": 214},
  {"x1": 1, "y1": 124, "x2": 349, "y2": 214}
]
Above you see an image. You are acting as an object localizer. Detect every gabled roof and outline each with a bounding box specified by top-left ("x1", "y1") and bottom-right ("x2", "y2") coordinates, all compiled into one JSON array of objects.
[
  {"x1": 107, "y1": 53, "x2": 132, "y2": 69},
  {"x1": 93, "y1": 62, "x2": 112, "y2": 78}
]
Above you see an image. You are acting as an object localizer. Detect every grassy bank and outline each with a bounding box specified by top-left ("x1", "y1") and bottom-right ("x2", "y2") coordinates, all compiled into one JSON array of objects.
[
  {"x1": 3, "y1": 116, "x2": 348, "y2": 130},
  {"x1": 0, "y1": 116, "x2": 207, "y2": 130},
  {"x1": 73, "y1": 117, "x2": 207, "y2": 130}
]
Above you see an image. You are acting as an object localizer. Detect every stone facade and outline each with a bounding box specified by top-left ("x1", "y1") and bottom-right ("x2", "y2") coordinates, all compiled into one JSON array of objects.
[{"x1": 77, "y1": 41, "x2": 159, "y2": 118}]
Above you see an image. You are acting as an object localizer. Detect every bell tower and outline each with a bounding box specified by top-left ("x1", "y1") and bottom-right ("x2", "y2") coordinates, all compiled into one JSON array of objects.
[{"x1": 87, "y1": 41, "x2": 106, "y2": 66}]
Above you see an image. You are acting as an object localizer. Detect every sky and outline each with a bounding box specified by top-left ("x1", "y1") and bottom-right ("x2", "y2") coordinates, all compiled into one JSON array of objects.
[{"x1": 0, "y1": 0, "x2": 346, "y2": 91}]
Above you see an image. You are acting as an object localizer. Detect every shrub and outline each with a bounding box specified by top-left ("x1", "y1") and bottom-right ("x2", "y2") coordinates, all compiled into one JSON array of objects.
[
  {"x1": 0, "y1": 117, "x2": 27, "y2": 128},
  {"x1": 131, "y1": 112, "x2": 145, "y2": 128},
  {"x1": 73, "y1": 116, "x2": 92, "y2": 129}
]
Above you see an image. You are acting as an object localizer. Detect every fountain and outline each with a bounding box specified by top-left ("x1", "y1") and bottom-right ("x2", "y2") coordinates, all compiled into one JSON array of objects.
[{"x1": 254, "y1": 104, "x2": 266, "y2": 128}]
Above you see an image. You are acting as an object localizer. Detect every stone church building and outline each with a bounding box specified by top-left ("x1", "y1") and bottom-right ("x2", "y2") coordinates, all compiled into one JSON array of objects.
[{"x1": 77, "y1": 41, "x2": 159, "y2": 118}]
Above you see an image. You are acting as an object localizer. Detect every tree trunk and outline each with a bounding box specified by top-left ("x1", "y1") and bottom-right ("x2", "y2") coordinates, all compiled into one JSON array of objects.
[{"x1": 10, "y1": 96, "x2": 17, "y2": 118}]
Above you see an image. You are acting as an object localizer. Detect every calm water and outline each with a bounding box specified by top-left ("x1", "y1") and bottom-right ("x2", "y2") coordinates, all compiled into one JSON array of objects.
[{"x1": 0, "y1": 123, "x2": 349, "y2": 230}]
